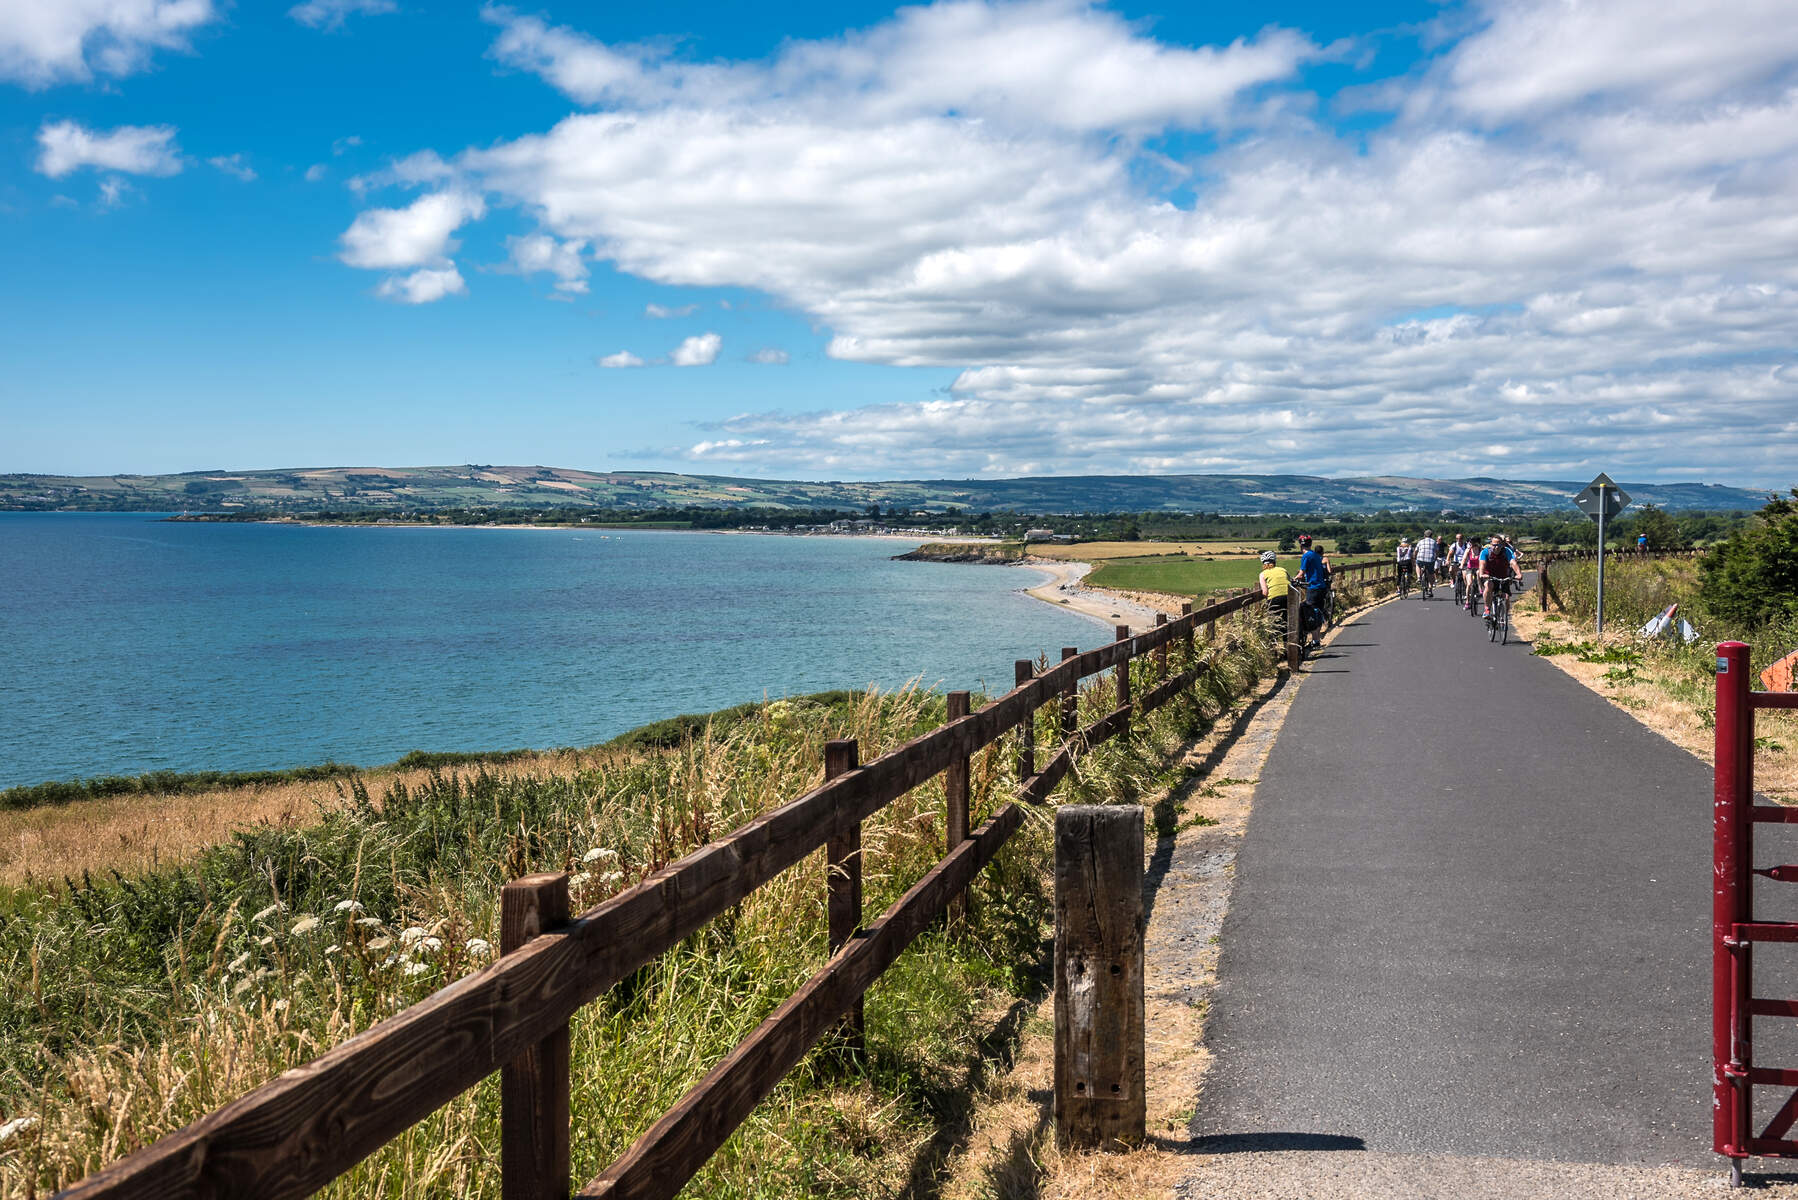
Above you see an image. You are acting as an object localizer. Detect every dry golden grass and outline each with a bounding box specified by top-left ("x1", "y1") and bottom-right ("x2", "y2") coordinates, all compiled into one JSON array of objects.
[
  {"x1": 1514, "y1": 609, "x2": 1798, "y2": 801},
  {"x1": 1029, "y1": 541, "x2": 1273, "y2": 562},
  {"x1": 0, "y1": 748, "x2": 624, "y2": 888}
]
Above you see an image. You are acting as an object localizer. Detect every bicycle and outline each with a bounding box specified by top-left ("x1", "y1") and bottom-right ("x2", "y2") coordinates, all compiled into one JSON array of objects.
[
  {"x1": 1419, "y1": 562, "x2": 1435, "y2": 601},
  {"x1": 1451, "y1": 565, "x2": 1465, "y2": 608},
  {"x1": 1396, "y1": 562, "x2": 1412, "y2": 599},
  {"x1": 1485, "y1": 578, "x2": 1514, "y2": 644}
]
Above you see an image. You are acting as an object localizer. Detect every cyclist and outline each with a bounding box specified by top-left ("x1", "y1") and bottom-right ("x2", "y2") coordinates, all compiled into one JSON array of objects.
[
  {"x1": 1461, "y1": 536, "x2": 1482, "y2": 614},
  {"x1": 1295, "y1": 534, "x2": 1332, "y2": 644},
  {"x1": 1258, "y1": 550, "x2": 1291, "y2": 640},
  {"x1": 1414, "y1": 529, "x2": 1439, "y2": 598},
  {"x1": 1445, "y1": 533, "x2": 1470, "y2": 604},
  {"x1": 1394, "y1": 537, "x2": 1414, "y2": 595},
  {"x1": 1478, "y1": 534, "x2": 1516, "y2": 620}
]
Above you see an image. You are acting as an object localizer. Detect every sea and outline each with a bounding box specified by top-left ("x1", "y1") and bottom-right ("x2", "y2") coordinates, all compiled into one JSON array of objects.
[{"x1": 0, "y1": 512, "x2": 1102, "y2": 789}]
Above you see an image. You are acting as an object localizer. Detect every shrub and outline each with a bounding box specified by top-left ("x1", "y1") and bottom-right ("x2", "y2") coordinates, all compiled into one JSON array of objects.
[{"x1": 1699, "y1": 489, "x2": 1798, "y2": 629}]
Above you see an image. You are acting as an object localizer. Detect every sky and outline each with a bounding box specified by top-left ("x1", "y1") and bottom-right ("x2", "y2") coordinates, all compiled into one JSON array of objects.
[{"x1": 2, "y1": 0, "x2": 1796, "y2": 485}]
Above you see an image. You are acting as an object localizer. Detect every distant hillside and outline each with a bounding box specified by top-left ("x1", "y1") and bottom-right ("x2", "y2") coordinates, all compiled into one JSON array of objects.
[{"x1": 0, "y1": 465, "x2": 1773, "y2": 515}]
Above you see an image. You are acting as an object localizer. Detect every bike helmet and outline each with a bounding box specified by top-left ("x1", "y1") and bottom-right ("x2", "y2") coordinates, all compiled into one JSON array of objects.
[
  {"x1": 1296, "y1": 534, "x2": 1312, "y2": 546},
  {"x1": 1260, "y1": 550, "x2": 1277, "y2": 564}
]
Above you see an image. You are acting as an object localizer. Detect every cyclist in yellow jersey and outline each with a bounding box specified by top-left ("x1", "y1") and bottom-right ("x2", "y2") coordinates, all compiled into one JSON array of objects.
[{"x1": 1258, "y1": 550, "x2": 1291, "y2": 639}]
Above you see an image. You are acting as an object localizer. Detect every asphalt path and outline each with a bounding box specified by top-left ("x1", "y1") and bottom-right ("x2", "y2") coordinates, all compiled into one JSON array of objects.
[{"x1": 1191, "y1": 583, "x2": 1783, "y2": 1167}]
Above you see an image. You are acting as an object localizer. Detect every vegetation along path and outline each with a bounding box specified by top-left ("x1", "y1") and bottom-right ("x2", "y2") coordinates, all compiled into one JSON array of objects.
[{"x1": 1190, "y1": 583, "x2": 1775, "y2": 1179}]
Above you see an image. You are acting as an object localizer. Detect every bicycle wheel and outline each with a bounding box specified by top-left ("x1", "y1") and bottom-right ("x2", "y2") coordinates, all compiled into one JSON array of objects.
[{"x1": 1501, "y1": 604, "x2": 1509, "y2": 644}]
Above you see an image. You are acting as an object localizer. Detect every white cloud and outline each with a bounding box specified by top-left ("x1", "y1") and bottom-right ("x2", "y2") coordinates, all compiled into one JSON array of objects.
[
  {"x1": 670, "y1": 332, "x2": 721, "y2": 366},
  {"x1": 337, "y1": 190, "x2": 484, "y2": 269},
  {"x1": 748, "y1": 347, "x2": 789, "y2": 364},
  {"x1": 0, "y1": 0, "x2": 217, "y2": 88},
  {"x1": 598, "y1": 350, "x2": 644, "y2": 368},
  {"x1": 346, "y1": 1, "x2": 1798, "y2": 479},
  {"x1": 289, "y1": 0, "x2": 397, "y2": 32},
  {"x1": 35, "y1": 120, "x2": 181, "y2": 177},
  {"x1": 645, "y1": 302, "x2": 698, "y2": 318},
  {"x1": 97, "y1": 175, "x2": 132, "y2": 208},
  {"x1": 207, "y1": 153, "x2": 254, "y2": 181},
  {"x1": 505, "y1": 232, "x2": 587, "y2": 293},
  {"x1": 375, "y1": 265, "x2": 466, "y2": 304},
  {"x1": 304, "y1": 163, "x2": 328, "y2": 182}
]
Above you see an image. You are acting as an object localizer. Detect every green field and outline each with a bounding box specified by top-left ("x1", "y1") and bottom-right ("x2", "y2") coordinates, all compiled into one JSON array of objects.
[{"x1": 1088, "y1": 554, "x2": 1378, "y2": 595}]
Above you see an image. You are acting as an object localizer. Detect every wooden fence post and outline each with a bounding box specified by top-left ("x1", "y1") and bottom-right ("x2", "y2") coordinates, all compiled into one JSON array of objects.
[
  {"x1": 1286, "y1": 585, "x2": 1302, "y2": 670},
  {"x1": 501, "y1": 873, "x2": 572, "y2": 1200},
  {"x1": 1054, "y1": 805, "x2": 1145, "y2": 1151},
  {"x1": 1114, "y1": 625, "x2": 1132, "y2": 736},
  {"x1": 1060, "y1": 647, "x2": 1079, "y2": 742},
  {"x1": 1179, "y1": 602, "x2": 1194, "y2": 671},
  {"x1": 944, "y1": 691, "x2": 971, "y2": 926},
  {"x1": 1153, "y1": 613, "x2": 1168, "y2": 678},
  {"x1": 1015, "y1": 659, "x2": 1036, "y2": 781},
  {"x1": 825, "y1": 738, "x2": 864, "y2": 1062}
]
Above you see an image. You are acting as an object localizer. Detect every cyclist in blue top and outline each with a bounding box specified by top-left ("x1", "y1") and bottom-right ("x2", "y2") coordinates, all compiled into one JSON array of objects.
[
  {"x1": 1295, "y1": 534, "x2": 1331, "y2": 644},
  {"x1": 1477, "y1": 534, "x2": 1516, "y2": 618}
]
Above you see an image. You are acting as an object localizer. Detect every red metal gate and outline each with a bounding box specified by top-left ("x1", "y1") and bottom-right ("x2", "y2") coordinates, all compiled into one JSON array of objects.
[{"x1": 1714, "y1": 641, "x2": 1798, "y2": 1184}]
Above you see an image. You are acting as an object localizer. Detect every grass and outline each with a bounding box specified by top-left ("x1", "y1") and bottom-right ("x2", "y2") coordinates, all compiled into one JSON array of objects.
[
  {"x1": 0, "y1": 614, "x2": 1283, "y2": 1199},
  {"x1": 1087, "y1": 554, "x2": 1378, "y2": 597},
  {"x1": 1029, "y1": 540, "x2": 1283, "y2": 562}
]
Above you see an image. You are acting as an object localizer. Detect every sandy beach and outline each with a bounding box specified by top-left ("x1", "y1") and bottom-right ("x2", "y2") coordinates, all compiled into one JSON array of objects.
[{"x1": 1019, "y1": 557, "x2": 1167, "y2": 633}]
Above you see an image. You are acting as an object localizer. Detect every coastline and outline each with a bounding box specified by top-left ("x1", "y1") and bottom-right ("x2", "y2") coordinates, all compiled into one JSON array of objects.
[{"x1": 1017, "y1": 557, "x2": 1167, "y2": 632}]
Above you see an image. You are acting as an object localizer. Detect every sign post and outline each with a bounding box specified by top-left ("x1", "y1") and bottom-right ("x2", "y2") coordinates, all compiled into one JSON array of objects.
[{"x1": 1573, "y1": 473, "x2": 1631, "y2": 634}]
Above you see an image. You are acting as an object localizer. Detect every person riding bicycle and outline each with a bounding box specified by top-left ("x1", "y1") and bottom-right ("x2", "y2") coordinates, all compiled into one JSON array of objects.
[
  {"x1": 1394, "y1": 537, "x2": 1414, "y2": 593},
  {"x1": 1295, "y1": 534, "x2": 1331, "y2": 644},
  {"x1": 1478, "y1": 534, "x2": 1516, "y2": 618},
  {"x1": 1258, "y1": 550, "x2": 1291, "y2": 639},
  {"x1": 1414, "y1": 529, "x2": 1440, "y2": 597},
  {"x1": 1445, "y1": 532, "x2": 1470, "y2": 601}
]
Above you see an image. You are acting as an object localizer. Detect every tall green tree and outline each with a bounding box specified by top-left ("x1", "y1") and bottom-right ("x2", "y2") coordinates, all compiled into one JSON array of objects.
[{"x1": 1698, "y1": 490, "x2": 1798, "y2": 628}]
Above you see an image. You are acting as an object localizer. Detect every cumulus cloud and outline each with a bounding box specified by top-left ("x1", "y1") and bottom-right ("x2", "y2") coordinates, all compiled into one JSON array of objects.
[
  {"x1": 645, "y1": 302, "x2": 698, "y2": 318},
  {"x1": 289, "y1": 0, "x2": 397, "y2": 31},
  {"x1": 338, "y1": 190, "x2": 483, "y2": 269},
  {"x1": 339, "y1": 0, "x2": 1798, "y2": 478},
  {"x1": 35, "y1": 120, "x2": 181, "y2": 177},
  {"x1": 375, "y1": 265, "x2": 466, "y2": 304},
  {"x1": 670, "y1": 332, "x2": 722, "y2": 366},
  {"x1": 304, "y1": 163, "x2": 328, "y2": 182},
  {"x1": 207, "y1": 152, "x2": 254, "y2": 181},
  {"x1": 748, "y1": 347, "x2": 790, "y2": 364},
  {"x1": 598, "y1": 350, "x2": 644, "y2": 368},
  {"x1": 0, "y1": 0, "x2": 217, "y2": 87},
  {"x1": 504, "y1": 232, "x2": 587, "y2": 293}
]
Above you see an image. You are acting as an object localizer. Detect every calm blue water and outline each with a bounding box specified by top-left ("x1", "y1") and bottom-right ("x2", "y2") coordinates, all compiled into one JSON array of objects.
[{"x1": 0, "y1": 513, "x2": 1101, "y2": 788}]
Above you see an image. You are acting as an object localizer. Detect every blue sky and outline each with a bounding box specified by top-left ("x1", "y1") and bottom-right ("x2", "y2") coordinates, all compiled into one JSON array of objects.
[{"x1": 2, "y1": 1, "x2": 1795, "y2": 485}]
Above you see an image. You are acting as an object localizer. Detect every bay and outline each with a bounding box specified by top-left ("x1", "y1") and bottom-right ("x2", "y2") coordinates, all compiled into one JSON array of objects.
[{"x1": 0, "y1": 513, "x2": 1104, "y2": 788}]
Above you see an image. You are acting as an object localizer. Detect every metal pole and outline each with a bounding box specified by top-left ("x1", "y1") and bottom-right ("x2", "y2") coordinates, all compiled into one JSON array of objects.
[
  {"x1": 1596, "y1": 492, "x2": 1608, "y2": 635},
  {"x1": 1714, "y1": 642, "x2": 1751, "y2": 1181}
]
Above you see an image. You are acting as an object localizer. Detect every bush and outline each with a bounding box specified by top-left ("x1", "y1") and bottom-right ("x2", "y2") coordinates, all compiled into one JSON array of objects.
[{"x1": 1699, "y1": 489, "x2": 1798, "y2": 629}]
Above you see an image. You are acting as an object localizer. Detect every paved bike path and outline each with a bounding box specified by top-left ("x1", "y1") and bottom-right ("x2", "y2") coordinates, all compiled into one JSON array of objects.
[{"x1": 1192, "y1": 588, "x2": 1749, "y2": 1167}]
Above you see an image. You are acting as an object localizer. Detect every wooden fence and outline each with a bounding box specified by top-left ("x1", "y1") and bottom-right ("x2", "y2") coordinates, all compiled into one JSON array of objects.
[
  {"x1": 1531, "y1": 547, "x2": 1706, "y2": 612},
  {"x1": 58, "y1": 559, "x2": 1396, "y2": 1200}
]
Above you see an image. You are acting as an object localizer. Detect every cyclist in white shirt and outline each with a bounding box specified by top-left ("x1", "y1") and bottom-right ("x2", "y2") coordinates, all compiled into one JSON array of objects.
[
  {"x1": 1414, "y1": 530, "x2": 1440, "y2": 597},
  {"x1": 1394, "y1": 537, "x2": 1414, "y2": 593}
]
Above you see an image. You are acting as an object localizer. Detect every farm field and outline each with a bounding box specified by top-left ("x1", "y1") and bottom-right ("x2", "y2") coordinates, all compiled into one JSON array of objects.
[
  {"x1": 1088, "y1": 553, "x2": 1375, "y2": 596},
  {"x1": 1030, "y1": 540, "x2": 1280, "y2": 561}
]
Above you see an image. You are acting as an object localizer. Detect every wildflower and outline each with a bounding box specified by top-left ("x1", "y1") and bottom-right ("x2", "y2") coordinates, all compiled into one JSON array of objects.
[
  {"x1": 332, "y1": 900, "x2": 365, "y2": 915},
  {"x1": 355, "y1": 917, "x2": 383, "y2": 928},
  {"x1": 418, "y1": 936, "x2": 443, "y2": 954},
  {"x1": 600, "y1": 871, "x2": 624, "y2": 887},
  {"x1": 324, "y1": 944, "x2": 341, "y2": 957},
  {"x1": 403, "y1": 961, "x2": 430, "y2": 977},
  {"x1": 581, "y1": 847, "x2": 616, "y2": 864},
  {"x1": 228, "y1": 952, "x2": 252, "y2": 972},
  {"x1": 290, "y1": 917, "x2": 320, "y2": 937},
  {"x1": 271, "y1": 998, "x2": 289, "y2": 1014},
  {"x1": 570, "y1": 872, "x2": 591, "y2": 887},
  {"x1": 257, "y1": 935, "x2": 275, "y2": 948},
  {"x1": 252, "y1": 903, "x2": 283, "y2": 923},
  {"x1": 0, "y1": 1116, "x2": 38, "y2": 1144},
  {"x1": 465, "y1": 938, "x2": 493, "y2": 958},
  {"x1": 399, "y1": 926, "x2": 429, "y2": 947}
]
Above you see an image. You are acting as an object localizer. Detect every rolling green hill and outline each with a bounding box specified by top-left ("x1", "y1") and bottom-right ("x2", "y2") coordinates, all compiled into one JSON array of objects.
[{"x1": 0, "y1": 464, "x2": 1771, "y2": 515}]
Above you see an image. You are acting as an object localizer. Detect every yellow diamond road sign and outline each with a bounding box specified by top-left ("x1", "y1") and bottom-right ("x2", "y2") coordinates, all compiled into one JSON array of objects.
[{"x1": 1573, "y1": 472, "x2": 1631, "y2": 521}]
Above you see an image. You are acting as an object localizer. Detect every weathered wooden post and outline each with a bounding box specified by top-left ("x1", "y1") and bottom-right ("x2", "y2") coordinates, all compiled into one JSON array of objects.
[
  {"x1": 501, "y1": 873, "x2": 572, "y2": 1200},
  {"x1": 1286, "y1": 584, "x2": 1303, "y2": 670},
  {"x1": 1060, "y1": 647, "x2": 1079, "y2": 742},
  {"x1": 1113, "y1": 625, "x2": 1132, "y2": 736},
  {"x1": 1179, "y1": 601, "x2": 1195, "y2": 671},
  {"x1": 1054, "y1": 805, "x2": 1145, "y2": 1151},
  {"x1": 1015, "y1": 659, "x2": 1036, "y2": 781},
  {"x1": 825, "y1": 738, "x2": 864, "y2": 1061},
  {"x1": 1153, "y1": 613, "x2": 1168, "y2": 679},
  {"x1": 944, "y1": 691, "x2": 971, "y2": 926}
]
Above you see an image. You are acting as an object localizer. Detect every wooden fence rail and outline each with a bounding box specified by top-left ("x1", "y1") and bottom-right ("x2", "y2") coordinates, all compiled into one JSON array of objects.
[{"x1": 58, "y1": 563, "x2": 1395, "y2": 1200}]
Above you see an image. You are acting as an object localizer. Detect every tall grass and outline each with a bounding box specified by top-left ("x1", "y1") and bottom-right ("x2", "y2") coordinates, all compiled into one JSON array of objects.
[{"x1": 0, "y1": 618, "x2": 1279, "y2": 1198}]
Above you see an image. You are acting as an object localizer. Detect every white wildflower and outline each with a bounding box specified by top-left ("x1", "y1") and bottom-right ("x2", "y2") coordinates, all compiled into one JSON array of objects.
[
  {"x1": 290, "y1": 917, "x2": 320, "y2": 936},
  {"x1": 399, "y1": 926, "x2": 428, "y2": 947},
  {"x1": 367, "y1": 936, "x2": 393, "y2": 951},
  {"x1": 465, "y1": 938, "x2": 493, "y2": 958},
  {"x1": 324, "y1": 944, "x2": 341, "y2": 957},
  {"x1": 581, "y1": 847, "x2": 616, "y2": 864},
  {"x1": 252, "y1": 903, "x2": 283, "y2": 923},
  {"x1": 355, "y1": 917, "x2": 383, "y2": 928},
  {"x1": 271, "y1": 998, "x2": 289, "y2": 1014},
  {"x1": 0, "y1": 1116, "x2": 39, "y2": 1144},
  {"x1": 380, "y1": 954, "x2": 400, "y2": 968},
  {"x1": 257, "y1": 935, "x2": 275, "y2": 948},
  {"x1": 332, "y1": 900, "x2": 365, "y2": 915},
  {"x1": 600, "y1": 872, "x2": 624, "y2": 887},
  {"x1": 228, "y1": 952, "x2": 252, "y2": 972},
  {"x1": 403, "y1": 961, "x2": 430, "y2": 977},
  {"x1": 570, "y1": 872, "x2": 590, "y2": 886}
]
